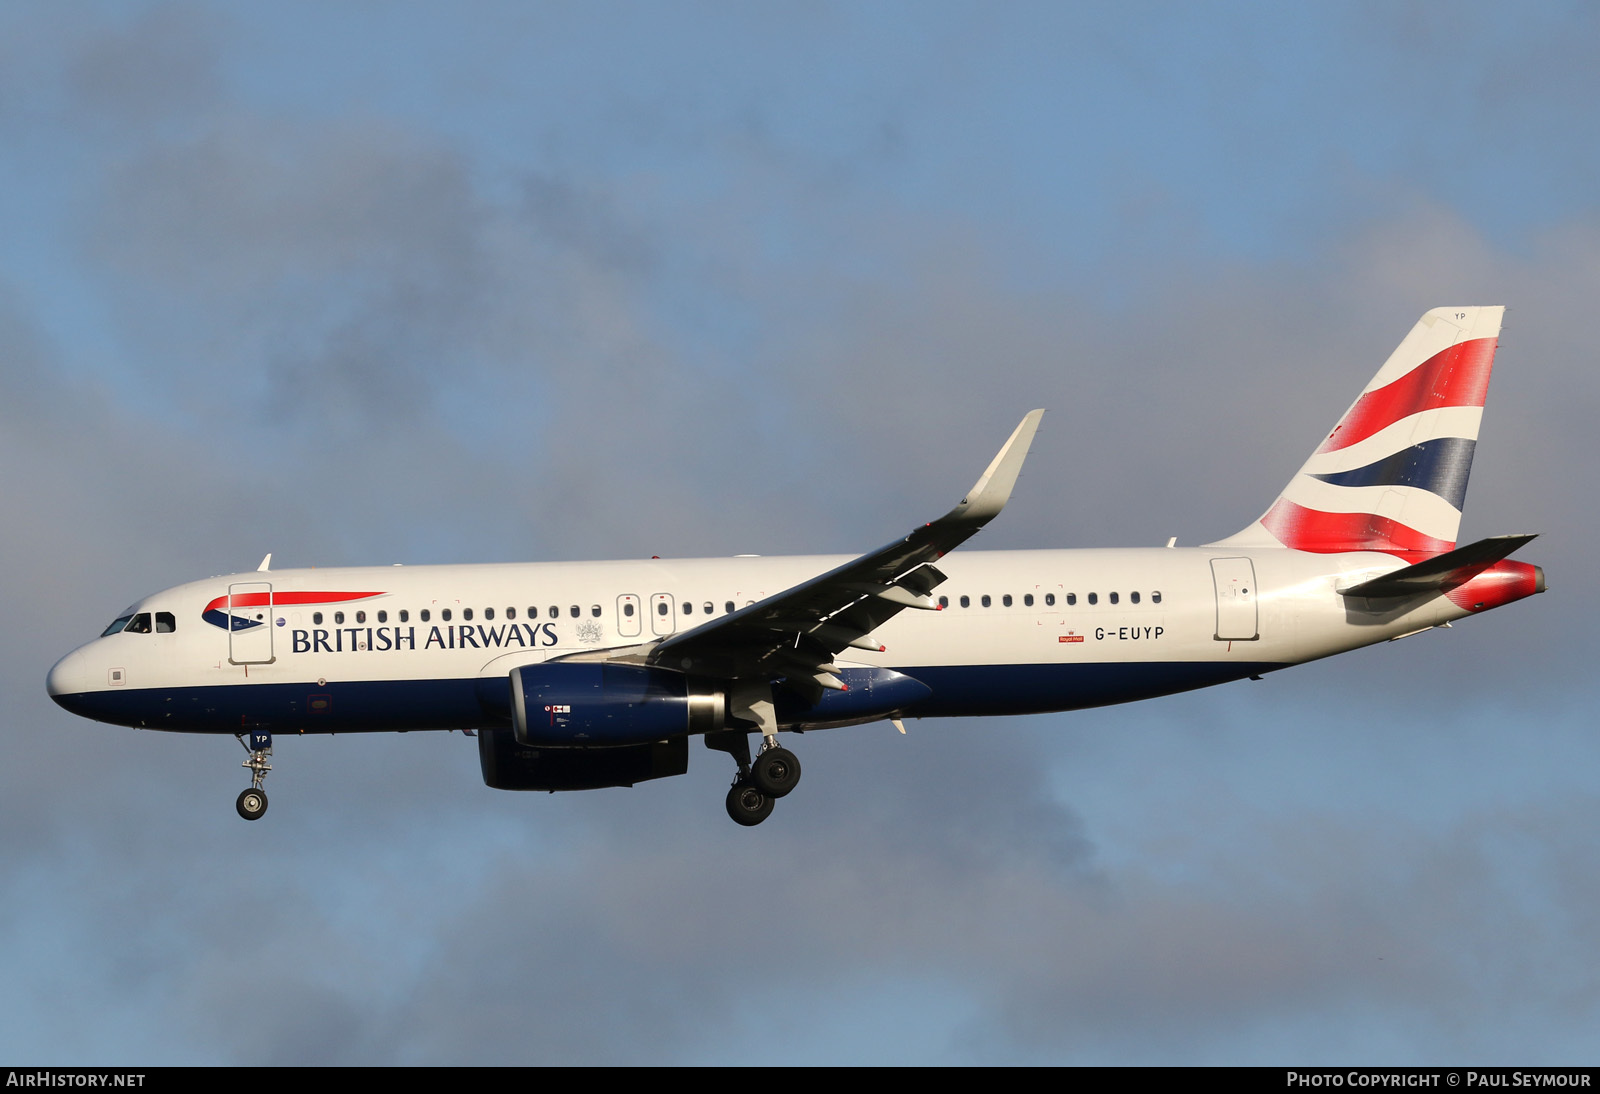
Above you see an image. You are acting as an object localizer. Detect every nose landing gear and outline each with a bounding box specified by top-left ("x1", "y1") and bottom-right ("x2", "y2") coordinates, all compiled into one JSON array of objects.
[{"x1": 235, "y1": 730, "x2": 272, "y2": 821}]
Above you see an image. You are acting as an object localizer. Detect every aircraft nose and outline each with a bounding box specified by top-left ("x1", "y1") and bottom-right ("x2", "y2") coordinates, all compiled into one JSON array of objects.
[{"x1": 46, "y1": 649, "x2": 92, "y2": 705}]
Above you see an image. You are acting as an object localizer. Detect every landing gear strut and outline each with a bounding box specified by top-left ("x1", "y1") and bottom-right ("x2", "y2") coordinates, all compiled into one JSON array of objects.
[
  {"x1": 235, "y1": 730, "x2": 272, "y2": 821},
  {"x1": 705, "y1": 730, "x2": 803, "y2": 827}
]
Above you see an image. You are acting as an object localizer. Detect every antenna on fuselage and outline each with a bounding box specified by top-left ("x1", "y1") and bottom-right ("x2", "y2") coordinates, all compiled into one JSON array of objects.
[{"x1": 257, "y1": 554, "x2": 272, "y2": 572}]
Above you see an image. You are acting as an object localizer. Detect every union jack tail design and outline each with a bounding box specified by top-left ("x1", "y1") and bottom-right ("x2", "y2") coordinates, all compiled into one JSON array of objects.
[{"x1": 1216, "y1": 307, "x2": 1504, "y2": 558}]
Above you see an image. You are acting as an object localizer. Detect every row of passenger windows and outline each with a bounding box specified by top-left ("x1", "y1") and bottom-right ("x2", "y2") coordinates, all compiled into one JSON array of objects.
[
  {"x1": 105, "y1": 587, "x2": 1164, "y2": 638},
  {"x1": 633, "y1": 602, "x2": 741, "y2": 617},
  {"x1": 307, "y1": 601, "x2": 749, "y2": 625},
  {"x1": 938, "y1": 590, "x2": 1161, "y2": 609},
  {"x1": 309, "y1": 590, "x2": 1163, "y2": 626},
  {"x1": 312, "y1": 606, "x2": 594, "y2": 625}
]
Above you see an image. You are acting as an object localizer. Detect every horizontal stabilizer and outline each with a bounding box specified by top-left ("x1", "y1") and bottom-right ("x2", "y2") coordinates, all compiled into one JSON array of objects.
[{"x1": 1339, "y1": 534, "x2": 1537, "y2": 598}]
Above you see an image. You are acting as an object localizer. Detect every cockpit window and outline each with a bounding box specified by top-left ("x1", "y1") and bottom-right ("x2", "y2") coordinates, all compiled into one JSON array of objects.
[
  {"x1": 124, "y1": 613, "x2": 153, "y2": 634},
  {"x1": 101, "y1": 614, "x2": 135, "y2": 637},
  {"x1": 155, "y1": 612, "x2": 176, "y2": 633}
]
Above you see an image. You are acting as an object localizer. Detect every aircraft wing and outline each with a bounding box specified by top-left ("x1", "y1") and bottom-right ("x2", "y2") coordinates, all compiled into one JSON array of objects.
[{"x1": 646, "y1": 411, "x2": 1045, "y2": 692}]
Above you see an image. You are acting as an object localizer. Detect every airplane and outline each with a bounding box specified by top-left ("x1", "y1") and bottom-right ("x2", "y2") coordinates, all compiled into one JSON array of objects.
[{"x1": 46, "y1": 306, "x2": 1545, "y2": 827}]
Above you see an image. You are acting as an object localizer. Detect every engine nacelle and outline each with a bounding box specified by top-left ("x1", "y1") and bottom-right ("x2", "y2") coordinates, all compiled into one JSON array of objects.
[
  {"x1": 774, "y1": 666, "x2": 932, "y2": 729},
  {"x1": 511, "y1": 662, "x2": 725, "y2": 746},
  {"x1": 478, "y1": 727, "x2": 688, "y2": 791}
]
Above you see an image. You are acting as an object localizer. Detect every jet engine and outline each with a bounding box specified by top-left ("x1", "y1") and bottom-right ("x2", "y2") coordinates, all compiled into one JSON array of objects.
[
  {"x1": 476, "y1": 662, "x2": 724, "y2": 792},
  {"x1": 510, "y1": 662, "x2": 725, "y2": 746}
]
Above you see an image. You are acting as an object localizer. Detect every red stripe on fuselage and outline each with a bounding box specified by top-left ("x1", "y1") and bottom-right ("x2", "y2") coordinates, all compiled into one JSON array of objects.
[
  {"x1": 202, "y1": 590, "x2": 385, "y2": 614},
  {"x1": 1318, "y1": 337, "x2": 1496, "y2": 454},
  {"x1": 1260, "y1": 498, "x2": 1453, "y2": 558}
]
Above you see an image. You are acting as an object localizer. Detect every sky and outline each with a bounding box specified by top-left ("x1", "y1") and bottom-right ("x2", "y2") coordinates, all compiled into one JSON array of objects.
[{"x1": 3, "y1": 0, "x2": 1598, "y2": 1065}]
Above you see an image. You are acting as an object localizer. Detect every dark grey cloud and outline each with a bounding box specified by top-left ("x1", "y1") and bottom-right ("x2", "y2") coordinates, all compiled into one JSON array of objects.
[
  {"x1": 66, "y1": 3, "x2": 222, "y2": 130},
  {"x1": 91, "y1": 120, "x2": 486, "y2": 428}
]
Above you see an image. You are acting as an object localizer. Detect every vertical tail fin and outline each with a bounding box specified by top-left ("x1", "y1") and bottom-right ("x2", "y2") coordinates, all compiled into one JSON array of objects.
[{"x1": 1214, "y1": 307, "x2": 1504, "y2": 558}]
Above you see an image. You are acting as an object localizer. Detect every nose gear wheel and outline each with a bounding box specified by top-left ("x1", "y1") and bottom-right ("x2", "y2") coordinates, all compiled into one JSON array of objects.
[{"x1": 235, "y1": 730, "x2": 273, "y2": 822}]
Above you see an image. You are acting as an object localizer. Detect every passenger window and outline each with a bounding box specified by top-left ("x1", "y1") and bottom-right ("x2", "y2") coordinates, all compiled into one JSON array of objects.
[
  {"x1": 1002, "y1": 594, "x2": 1013, "y2": 607},
  {"x1": 624, "y1": 603, "x2": 635, "y2": 617},
  {"x1": 725, "y1": 601, "x2": 735, "y2": 614},
  {"x1": 939, "y1": 595, "x2": 949, "y2": 608},
  {"x1": 334, "y1": 611, "x2": 345, "y2": 625},
  {"x1": 1045, "y1": 593, "x2": 1055, "y2": 606},
  {"x1": 463, "y1": 608, "x2": 473, "y2": 621},
  {"x1": 421, "y1": 609, "x2": 431, "y2": 622},
  {"x1": 442, "y1": 609, "x2": 452, "y2": 622},
  {"x1": 1152, "y1": 590, "x2": 1162, "y2": 604},
  {"x1": 657, "y1": 602, "x2": 668, "y2": 616},
  {"x1": 126, "y1": 613, "x2": 152, "y2": 634},
  {"x1": 591, "y1": 605, "x2": 601, "y2": 617},
  {"x1": 960, "y1": 595, "x2": 970, "y2": 608},
  {"x1": 485, "y1": 607, "x2": 494, "y2": 620},
  {"x1": 570, "y1": 605, "x2": 580, "y2": 618},
  {"x1": 1024, "y1": 594, "x2": 1033, "y2": 607},
  {"x1": 703, "y1": 602, "x2": 713, "y2": 614},
  {"x1": 1088, "y1": 593, "x2": 1098, "y2": 606},
  {"x1": 378, "y1": 610, "x2": 388, "y2": 623},
  {"x1": 155, "y1": 612, "x2": 176, "y2": 633},
  {"x1": 1066, "y1": 593, "x2": 1077, "y2": 606},
  {"x1": 549, "y1": 606, "x2": 558, "y2": 619},
  {"x1": 506, "y1": 607, "x2": 516, "y2": 619},
  {"x1": 981, "y1": 595, "x2": 991, "y2": 607},
  {"x1": 313, "y1": 612, "x2": 324, "y2": 625},
  {"x1": 1109, "y1": 592, "x2": 1119, "y2": 605},
  {"x1": 683, "y1": 603, "x2": 693, "y2": 615},
  {"x1": 400, "y1": 610, "x2": 409, "y2": 623},
  {"x1": 529, "y1": 607, "x2": 539, "y2": 619},
  {"x1": 1130, "y1": 592, "x2": 1140, "y2": 605},
  {"x1": 356, "y1": 610, "x2": 366, "y2": 624}
]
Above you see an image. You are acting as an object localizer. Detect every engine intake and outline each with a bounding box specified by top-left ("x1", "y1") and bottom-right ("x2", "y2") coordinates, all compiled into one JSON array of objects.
[{"x1": 511, "y1": 662, "x2": 725, "y2": 746}]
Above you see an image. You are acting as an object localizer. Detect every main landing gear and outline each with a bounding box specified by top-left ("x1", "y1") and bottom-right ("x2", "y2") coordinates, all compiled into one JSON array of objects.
[
  {"x1": 235, "y1": 730, "x2": 272, "y2": 821},
  {"x1": 709, "y1": 731, "x2": 803, "y2": 827}
]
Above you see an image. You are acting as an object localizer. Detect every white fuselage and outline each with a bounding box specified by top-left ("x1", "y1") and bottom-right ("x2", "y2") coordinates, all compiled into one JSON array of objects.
[{"x1": 46, "y1": 545, "x2": 1474, "y2": 735}]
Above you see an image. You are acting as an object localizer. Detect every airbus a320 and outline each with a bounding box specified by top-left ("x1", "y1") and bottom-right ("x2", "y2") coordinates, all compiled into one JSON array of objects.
[{"x1": 47, "y1": 307, "x2": 1544, "y2": 826}]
